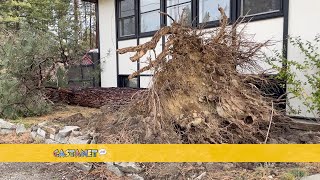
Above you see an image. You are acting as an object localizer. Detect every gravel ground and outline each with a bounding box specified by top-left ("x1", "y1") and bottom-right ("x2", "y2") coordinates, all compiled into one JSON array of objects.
[{"x1": 0, "y1": 163, "x2": 82, "y2": 180}]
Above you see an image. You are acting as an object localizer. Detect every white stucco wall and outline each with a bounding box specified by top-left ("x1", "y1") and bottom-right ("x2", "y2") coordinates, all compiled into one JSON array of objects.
[
  {"x1": 139, "y1": 37, "x2": 162, "y2": 75},
  {"x1": 237, "y1": 18, "x2": 284, "y2": 74},
  {"x1": 140, "y1": 76, "x2": 153, "y2": 88},
  {"x1": 99, "y1": 0, "x2": 117, "y2": 87},
  {"x1": 286, "y1": 0, "x2": 320, "y2": 118},
  {"x1": 118, "y1": 39, "x2": 138, "y2": 74}
]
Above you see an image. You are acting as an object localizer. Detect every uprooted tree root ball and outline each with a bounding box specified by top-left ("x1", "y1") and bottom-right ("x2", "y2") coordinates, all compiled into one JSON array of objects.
[{"x1": 111, "y1": 8, "x2": 280, "y2": 144}]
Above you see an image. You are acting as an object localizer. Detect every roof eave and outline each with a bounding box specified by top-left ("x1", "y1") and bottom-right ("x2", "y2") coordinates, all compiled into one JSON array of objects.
[{"x1": 82, "y1": 0, "x2": 97, "y2": 3}]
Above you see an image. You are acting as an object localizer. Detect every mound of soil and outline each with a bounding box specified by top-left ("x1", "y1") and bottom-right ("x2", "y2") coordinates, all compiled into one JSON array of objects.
[{"x1": 46, "y1": 87, "x2": 143, "y2": 108}]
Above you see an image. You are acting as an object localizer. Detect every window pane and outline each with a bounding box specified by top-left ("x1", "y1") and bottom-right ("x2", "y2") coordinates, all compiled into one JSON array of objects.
[
  {"x1": 119, "y1": 17, "x2": 135, "y2": 37},
  {"x1": 167, "y1": 0, "x2": 190, "y2": 7},
  {"x1": 141, "y1": 11, "x2": 160, "y2": 33},
  {"x1": 167, "y1": 3, "x2": 192, "y2": 25},
  {"x1": 119, "y1": 76, "x2": 138, "y2": 88},
  {"x1": 242, "y1": 0, "x2": 281, "y2": 16},
  {"x1": 140, "y1": 0, "x2": 160, "y2": 13},
  {"x1": 120, "y1": 0, "x2": 135, "y2": 17},
  {"x1": 199, "y1": 0, "x2": 230, "y2": 23}
]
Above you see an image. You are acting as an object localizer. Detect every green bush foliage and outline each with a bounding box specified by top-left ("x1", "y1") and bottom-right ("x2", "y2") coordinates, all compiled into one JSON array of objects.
[{"x1": 268, "y1": 35, "x2": 320, "y2": 115}]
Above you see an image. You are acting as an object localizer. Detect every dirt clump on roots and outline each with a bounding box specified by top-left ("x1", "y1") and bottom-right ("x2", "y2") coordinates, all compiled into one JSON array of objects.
[{"x1": 105, "y1": 8, "x2": 279, "y2": 144}]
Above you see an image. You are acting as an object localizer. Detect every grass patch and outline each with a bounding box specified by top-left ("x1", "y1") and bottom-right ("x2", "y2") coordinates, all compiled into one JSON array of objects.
[{"x1": 280, "y1": 168, "x2": 308, "y2": 180}]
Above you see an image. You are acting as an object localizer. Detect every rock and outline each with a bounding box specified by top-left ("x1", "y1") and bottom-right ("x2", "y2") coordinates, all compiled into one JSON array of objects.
[
  {"x1": 16, "y1": 124, "x2": 27, "y2": 134},
  {"x1": 90, "y1": 134, "x2": 98, "y2": 144},
  {"x1": 54, "y1": 133, "x2": 69, "y2": 144},
  {"x1": 45, "y1": 139, "x2": 59, "y2": 144},
  {"x1": 127, "y1": 174, "x2": 144, "y2": 180},
  {"x1": 0, "y1": 129, "x2": 14, "y2": 134},
  {"x1": 301, "y1": 174, "x2": 320, "y2": 180},
  {"x1": 195, "y1": 172, "x2": 207, "y2": 180},
  {"x1": 34, "y1": 135, "x2": 45, "y2": 142},
  {"x1": 58, "y1": 126, "x2": 80, "y2": 137},
  {"x1": 268, "y1": 175, "x2": 273, "y2": 179},
  {"x1": 74, "y1": 162, "x2": 92, "y2": 172},
  {"x1": 31, "y1": 125, "x2": 38, "y2": 132},
  {"x1": 0, "y1": 119, "x2": 16, "y2": 129},
  {"x1": 37, "y1": 128, "x2": 46, "y2": 138},
  {"x1": 68, "y1": 136, "x2": 90, "y2": 144},
  {"x1": 105, "y1": 162, "x2": 124, "y2": 177},
  {"x1": 43, "y1": 127, "x2": 58, "y2": 135},
  {"x1": 71, "y1": 131, "x2": 82, "y2": 137},
  {"x1": 115, "y1": 162, "x2": 142, "y2": 174},
  {"x1": 49, "y1": 134, "x2": 55, "y2": 140},
  {"x1": 31, "y1": 131, "x2": 37, "y2": 139}
]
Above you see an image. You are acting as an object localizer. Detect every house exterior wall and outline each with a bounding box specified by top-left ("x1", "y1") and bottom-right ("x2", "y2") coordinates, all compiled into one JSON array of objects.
[
  {"x1": 99, "y1": 0, "x2": 117, "y2": 87},
  {"x1": 97, "y1": 0, "x2": 320, "y2": 118},
  {"x1": 286, "y1": 0, "x2": 320, "y2": 118}
]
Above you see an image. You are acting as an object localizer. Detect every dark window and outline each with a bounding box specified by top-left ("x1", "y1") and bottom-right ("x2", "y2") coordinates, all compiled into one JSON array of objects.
[
  {"x1": 116, "y1": 0, "x2": 284, "y2": 39},
  {"x1": 167, "y1": 0, "x2": 192, "y2": 25},
  {"x1": 140, "y1": 0, "x2": 161, "y2": 33},
  {"x1": 241, "y1": 0, "x2": 282, "y2": 16},
  {"x1": 119, "y1": 75, "x2": 138, "y2": 88},
  {"x1": 199, "y1": 0, "x2": 230, "y2": 23},
  {"x1": 119, "y1": 0, "x2": 136, "y2": 37}
]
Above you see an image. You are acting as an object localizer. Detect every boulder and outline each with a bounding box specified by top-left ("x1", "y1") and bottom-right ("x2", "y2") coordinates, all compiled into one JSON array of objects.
[
  {"x1": 105, "y1": 162, "x2": 124, "y2": 177},
  {"x1": 31, "y1": 131, "x2": 37, "y2": 139},
  {"x1": 71, "y1": 131, "x2": 82, "y2": 137},
  {"x1": 31, "y1": 125, "x2": 38, "y2": 132},
  {"x1": 58, "y1": 126, "x2": 80, "y2": 137},
  {"x1": 0, "y1": 119, "x2": 16, "y2": 129},
  {"x1": 54, "y1": 133, "x2": 69, "y2": 144},
  {"x1": 16, "y1": 124, "x2": 27, "y2": 134},
  {"x1": 115, "y1": 162, "x2": 143, "y2": 174},
  {"x1": 0, "y1": 129, "x2": 14, "y2": 134},
  {"x1": 37, "y1": 128, "x2": 46, "y2": 138},
  {"x1": 68, "y1": 136, "x2": 90, "y2": 144}
]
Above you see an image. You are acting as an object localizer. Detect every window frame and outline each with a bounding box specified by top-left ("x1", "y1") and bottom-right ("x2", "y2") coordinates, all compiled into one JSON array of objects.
[
  {"x1": 117, "y1": 0, "x2": 138, "y2": 40},
  {"x1": 118, "y1": 75, "x2": 139, "y2": 88},
  {"x1": 116, "y1": 0, "x2": 285, "y2": 40},
  {"x1": 237, "y1": 0, "x2": 284, "y2": 22},
  {"x1": 165, "y1": 0, "x2": 193, "y2": 26},
  {"x1": 196, "y1": 0, "x2": 235, "y2": 28},
  {"x1": 139, "y1": 0, "x2": 162, "y2": 37}
]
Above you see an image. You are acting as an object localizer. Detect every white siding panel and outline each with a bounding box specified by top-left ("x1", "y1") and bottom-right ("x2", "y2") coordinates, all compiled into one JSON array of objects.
[
  {"x1": 99, "y1": 0, "x2": 118, "y2": 87},
  {"x1": 237, "y1": 18, "x2": 284, "y2": 74},
  {"x1": 140, "y1": 76, "x2": 153, "y2": 88},
  {"x1": 118, "y1": 39, "x2": 138, "y2": 75},
  {"x1": 139, "y1": 37, "x2": 162, "y2": 75},
  {"x1": 287, "y1": 0, "x2": 320, "y2": 118}
]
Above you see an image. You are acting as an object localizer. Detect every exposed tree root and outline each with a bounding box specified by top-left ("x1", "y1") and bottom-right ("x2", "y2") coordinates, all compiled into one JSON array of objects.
[{"x1": 115, "y1": 8, "x2": 280, "y2": 144}]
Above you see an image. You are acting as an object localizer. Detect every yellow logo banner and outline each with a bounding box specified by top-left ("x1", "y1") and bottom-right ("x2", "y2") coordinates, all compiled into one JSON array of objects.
[{"x1": 0, "y1": 144, "x2": 319, "y2": 162}]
